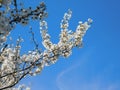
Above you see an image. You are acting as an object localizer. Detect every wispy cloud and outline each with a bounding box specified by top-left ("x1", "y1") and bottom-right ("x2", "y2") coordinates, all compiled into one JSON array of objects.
[
  {"x1": 56, "y1": 49, "x2": 93, "y2": 90},
  {"x1": 56, "y1": 49, "x2": 120, "y2": 90}
]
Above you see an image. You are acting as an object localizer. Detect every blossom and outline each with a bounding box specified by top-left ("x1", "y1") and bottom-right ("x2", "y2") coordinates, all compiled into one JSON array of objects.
[
  {"x1": 0, "y1": 0, "x2": 12, "y2": 6},
  {"x1": 0, "y1": 2, "x2": 92, "y2": 89}
]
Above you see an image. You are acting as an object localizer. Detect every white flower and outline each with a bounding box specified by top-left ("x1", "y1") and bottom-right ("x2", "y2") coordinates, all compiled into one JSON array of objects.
[
  {"x1": 1, "y1": 0, "x2": 12, "y2": 6},
  {"x1": 83, "y1": 22, "x2": 90, "y2": 30},
  {"x1": 26, "y1": 87, "x2": 31, "y2": 90},
  {"x1": 35, "y1": 67, "x2": 41, "y2": 73},
  {"x1": 88, "y1": 18, "x2": 93, "y2": 24}
]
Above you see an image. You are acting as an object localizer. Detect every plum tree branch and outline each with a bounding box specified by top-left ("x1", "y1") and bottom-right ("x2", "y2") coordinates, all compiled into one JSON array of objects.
[{"x1": 0, "y1": 1, "x2": 92, "y2": 90}]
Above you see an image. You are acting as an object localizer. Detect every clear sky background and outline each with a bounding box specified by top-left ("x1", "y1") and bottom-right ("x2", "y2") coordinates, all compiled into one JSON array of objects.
[{"x1": 8, "y1": 0, "x2": 120, "y2": 90}]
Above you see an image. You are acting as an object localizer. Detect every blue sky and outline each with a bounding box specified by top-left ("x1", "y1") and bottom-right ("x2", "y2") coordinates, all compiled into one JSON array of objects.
[{"x1": 8, "y1": 0, "x2": 120, "y2": 90}]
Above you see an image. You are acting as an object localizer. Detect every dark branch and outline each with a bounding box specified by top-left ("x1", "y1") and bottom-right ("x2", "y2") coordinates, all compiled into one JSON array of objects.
[
  {"x1": 9, "y1": 2, "x2": 47, "y2": 24},
  {"x1": 0, "y1": 72, "x2": 29, "y2": 90},
  {"x1": 14, "y1": 0, "x2": 18, "y2": 12}
]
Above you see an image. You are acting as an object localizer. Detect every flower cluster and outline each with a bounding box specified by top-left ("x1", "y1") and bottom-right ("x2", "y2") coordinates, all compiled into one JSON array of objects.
[
  {"x1": 39, "y1": 10, "x2": 92, "y2": 66},
  {"x1": 0, "y1": 0, "x2": 12, "y2": 7},
  {"x1": 10, "y1": 84, "x2": 30, "y2": 90},
  {"x1": 0, "y1": 15, "x2": 11, "y2": 44},
  {"x1": 0, "y1": 1, "x2": 92, "y2": 90},
  {"x1": 0, "y1": 1, "x2": 47, "y2": 46}
]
